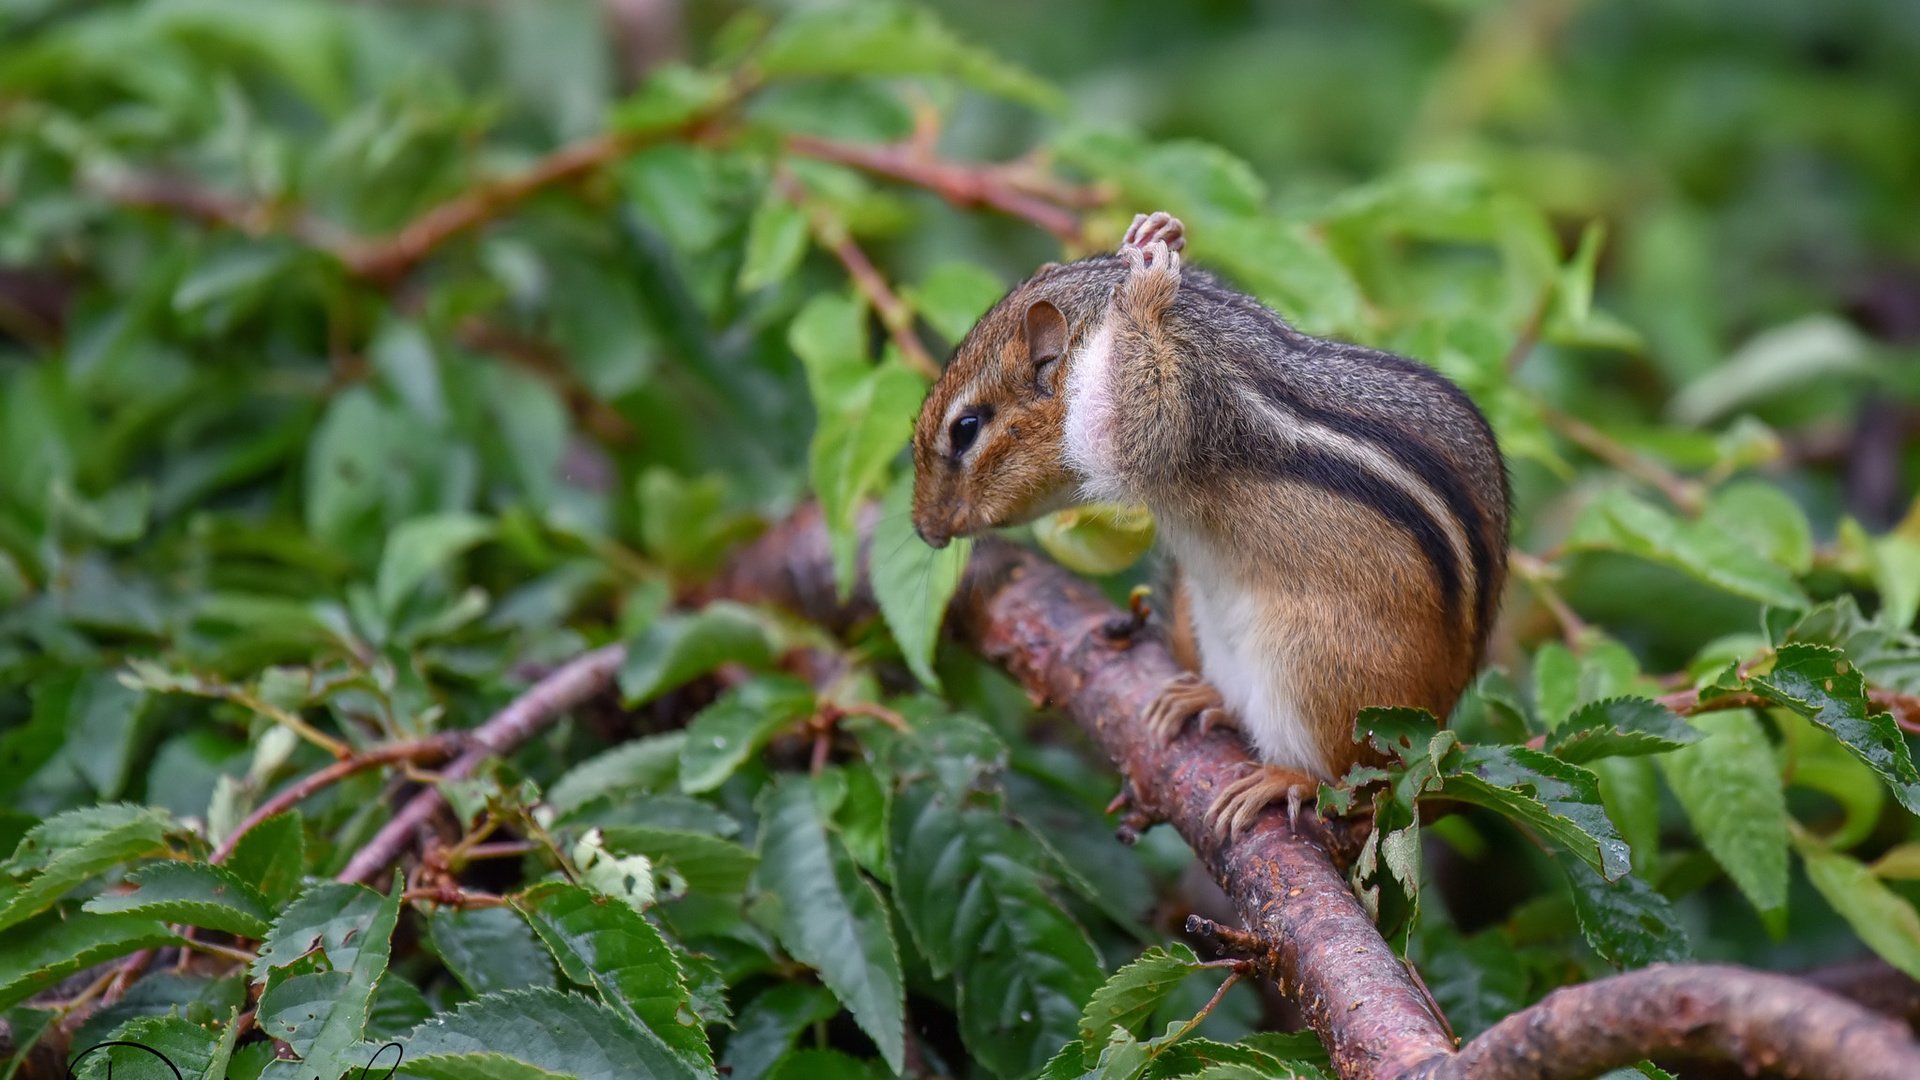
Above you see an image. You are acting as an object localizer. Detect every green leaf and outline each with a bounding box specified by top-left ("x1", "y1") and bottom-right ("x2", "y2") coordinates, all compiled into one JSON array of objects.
[
  {"x1": 84, "y1": 860, "x2": 273, "y2": 938},
  {"x1": 790, "y1": 292, "x2": 927, "y2": 590},
  {"x1": 1671, "y1": 315, "x2": 1877, "y2": 425},
  {"x1": 759, "y1": 1, "x2": 1062, "y2": 110},
  {"x1": 679, "y1": 676, "x2": 816, "y2": 793},
  {"x1": 765, "y1": 1049, "x2": 890, "y2": 1080},
  {"x1": 722, "y1": 984, "x2": 841, "y2": 1080},
  {"x1": 255, "y1": 873, "x2": 401, "y2": 1080},
  {"x1": 1414, "y1": 925, "x2": 1529, "y2": 1039},
  {"x1": 514, "y1": 881, "x2": 710, "y2": 1072},
  {"x1": 1032, "y1": 503, "x2": 1157, "y2": 577},
  {"x1": 1567, "y1": 489, "x2": 1808, "y2": 610},
  {"x1": 0, "y1": 803, "x2": 175, "y2": 933},
  {"x1": 740, "y1": 190, "x2": 811, "y2": 294},
  {"x1": 907, "y1": 263, "x2": 1006, "y2": 343},
  {"x1": 426, "y1": 906, "x2": 556, "y2": 998},
  {"x1": 223, "y1": 810, "x2": 305, "y2": 908},
  {"x1": 619, "y1": 601, "x2": 775, "y2": 705},
  {"x1": 1707, "y1": 481, "x2": 1813, "y2": 575},
  {"x1": 890, "y1": 751, "x2": 1103, "y2": 1077},
  {"x1": 1078, "y1": 943, "x2": 1206, "y2": 1044},
  {"x1": 1658, "y1": 710, "x2": 1789, "y2": 930},
  {"x1": 1726, "y1": 643, "x2": 1920, "y2": 815},
  {"x1": 754, "y1": 777, "x2": 906, "y2": 1074},
  {"x1": 1560, "y1": 858, "x2": 1690, "y2": 968},
  {"x1": 1546, "y1": 697, "x2": 1701, "y2": 764},
  {"x1": 872, "y1": 470, "x2": 971, "y2": 689},
  {"x1": 48, "y1": 670, "x2": 148, "y2": 798},
  {"x1": 72, "y1": 1012, "x2": 240, "y2": 1080},
  {"x1": 599, "y1": 826, "x2": 759, "y2": 895},
  {"x1": 547, "y1": 733, "x2": 685, "y2": 819},
  {"x1": 1441, "y1": 745, "x2": 1631, "y2": 881},
  {"x1": 375, "y1": 512, "x2": 494, "y2": 617},
  {"x1": 387, "y1": 986, "x2": 705, "y2": 1079},
  {"x1": 253, "y1": 880, "x2": 393, "y2": 979},
  {"x1": 1799, "y1": 838, "x2": 1920, "y2": 981},
  {"x1": 0, "y1": 912, "x2": 177, "y2": 1011},
  {"x1": 613, "y1": 64, "x2": 730, "y2": 134}
]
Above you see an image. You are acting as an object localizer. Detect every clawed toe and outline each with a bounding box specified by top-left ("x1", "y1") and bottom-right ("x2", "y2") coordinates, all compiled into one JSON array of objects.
[
  {"x1": 1143, "y1": 674, "x2": 1227, "y2": 743},
  {"x1": 1203, "y1": 765, "x2": 1318, "y2": 841}
]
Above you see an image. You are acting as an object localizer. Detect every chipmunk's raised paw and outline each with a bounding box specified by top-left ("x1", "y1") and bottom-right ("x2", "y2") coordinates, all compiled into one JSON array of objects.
[{"x1": 1122, "y1": 211, "x2": 1186, "y2": 259}]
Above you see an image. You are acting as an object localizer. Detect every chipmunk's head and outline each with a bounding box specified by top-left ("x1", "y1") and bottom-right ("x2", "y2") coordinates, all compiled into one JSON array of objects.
[{"x1": 910, "y1": 260, "x2": 1116, "y2": 547}]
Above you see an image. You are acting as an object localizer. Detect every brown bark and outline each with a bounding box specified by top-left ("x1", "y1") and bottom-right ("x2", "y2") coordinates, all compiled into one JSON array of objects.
[
  {"x1": 715, "y1": 505, "x2": 1920, "y2": 1080},
  {"x1": 1420, "y1": 964, "x2": 1920, "y2": 1080}
]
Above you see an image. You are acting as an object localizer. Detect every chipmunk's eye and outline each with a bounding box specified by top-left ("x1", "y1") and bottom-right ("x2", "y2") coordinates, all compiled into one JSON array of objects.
[{"x1": 949, "y1": 412, "x2": 983, "y2": 457}]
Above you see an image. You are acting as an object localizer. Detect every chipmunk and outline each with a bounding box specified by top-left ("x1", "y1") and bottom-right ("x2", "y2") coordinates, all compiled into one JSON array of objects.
[{"x1": 910, "y1": 212, "x2": 1509, "y2": 838}]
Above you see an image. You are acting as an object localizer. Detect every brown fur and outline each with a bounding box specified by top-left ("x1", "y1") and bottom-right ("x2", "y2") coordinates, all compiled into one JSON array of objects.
[{"x1": 911, "y1": 223, "x2": 1509, "y2": 780}]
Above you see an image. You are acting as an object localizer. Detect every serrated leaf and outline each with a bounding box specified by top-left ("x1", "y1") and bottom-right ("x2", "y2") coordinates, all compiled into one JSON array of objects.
[
  {"x1": 84, "y1": 860, "x2": 272, "y2": 938},
  {"x1": 514, "y1": 882, "x2": 710, "y2": 1071},
  {"x1": 256, "y1": 873, "x2": 401, "y2": 1080},
  {"x1": 1799, "y1": 838, "x2": 1920, "y2": 981},
  {"x1": 619, "y1": 602, "x2": 774, "y2": 705},
  {"x1": 1440, "y1": 745, "x2": 1631, "y2": 880},
  {"x1": 548, "y1": 733, "x2": 685, "y2": 819},
  {"x1": 873, "y1": 470, "x2": 971, "y2": 689},
  {"x1": 1077, "y1": 943, "x2": 1206, "y2": 1044},
  {"x1": 1546, "y1": 697, "x2": 1700, "y2": 764},
  {"x1": 375, "y1": 512, "x2": 493, "y2": 617},
  {"x1": 49, "y1": 670, "x2": 147, "y2": 799},
  {"x1": 890, "y1": 758, "x2": 1102, "y2": 1077},
  {"x1": 1658, "y1": 710, "x2": 1788, "y2": 930},
  {"x1": 253, "y1": 880, "x2": 392, "y2": 979},
  {"x1": 722, "y1": 984, "x2": 841, "y2": 1080},
  {"x1": 72, "y1": 1011, "x2": 240, "y2": 1080},
  {"x1": 0, "y1": 804, "x2": 174, "y2": 933},
  {"x1": 224, "y1": 810, "x2": 305, "y2": 908},
  {"x1": 759, "y1": 2, "x2": 1061, "y2": 110},
  {"x1": 0, "y1": 912, "x2": 178, "y2": 1011},
  {"x1": 389, "y1": 986, "x2": 704, "y2": 1079},
  {"x1": 599, "y1": 826, "x2": 758, "y2": 896},
  {"x1": 1415, "y1": 925, "x2": 1529, "y2": 1038},
  {"x1": 740, "y1": 190, "x2": 810, "y2": 293},
  {"x1": 1033, "y1": 503, "x2": 1156, "y2": 577},
  {"x1": 1560, "y1": 858, "x2": 1690, "y2": 968},
  {"x1": 754, "y1": 777, "x2": 905, "y2": 1075},
  {"x1": 679, "y1": 676, "x2": 815, "y2": 793},
  {"x1": 1727, "y1": 643, "x2": 1920, "y2": 815},
  {"x1": 427, "y1": 906, "x2": 556, "y2": 998}
]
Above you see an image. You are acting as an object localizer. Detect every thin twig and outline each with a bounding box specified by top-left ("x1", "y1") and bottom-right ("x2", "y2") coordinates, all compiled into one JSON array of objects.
[
  {"x1": 1541, "y1": 404, "x2": 1706, "y2": 515},
  {"x1": 774, "y1": 167, "x2": 942, "y2": 380},
  {"x1": 335, "y1": 644, "x2": 627, "y2": 886},
  {"x1": 211, "y1": 737, "x2": 457, "y2": 864},
  {"x1": 1510, "y1": 551, "x2": 1588, "y2": 647},
  {"x1": 1660, "y1": 685, "x2": 1920, "y2": 730},
  {"x1": 786, "y1": 133, "x2": 1094, "y2": 244}
]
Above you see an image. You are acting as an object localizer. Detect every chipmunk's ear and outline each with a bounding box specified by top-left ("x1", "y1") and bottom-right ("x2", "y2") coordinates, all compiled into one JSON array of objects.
[{"x1": 1022, "y1": 299, "x2": 1068, "y2": 395}]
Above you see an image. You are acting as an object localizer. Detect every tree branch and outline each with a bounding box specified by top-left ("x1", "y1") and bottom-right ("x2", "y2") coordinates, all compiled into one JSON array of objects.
[
  {"x1": 785, "y1": 133, "x2": 1096, "y2": 245},
  {"x1": 335, "y1": 644, "x2": 626, "y2": 886},
  {"x1": 1420, "y1": 964, "x2": 1920, "y2": 1080},
  {"x1": 714, "y1": 505, "x2": 1920, "y2": 1079}
]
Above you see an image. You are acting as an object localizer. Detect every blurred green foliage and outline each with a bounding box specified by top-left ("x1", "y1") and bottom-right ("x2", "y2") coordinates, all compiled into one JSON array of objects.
[{"x1": 2, "y1": 0, "x2": 1920, "y2": 1077}]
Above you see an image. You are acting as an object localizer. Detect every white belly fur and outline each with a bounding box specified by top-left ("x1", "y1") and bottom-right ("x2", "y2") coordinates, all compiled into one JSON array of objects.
[
  {"x1": 1164, "y1": 523, "x2": 1330, "y2": 779},
  {"x1": 1062, "y1": 316, "x2": 1127, "y2": 504},
  {"x1": 1062, "y1": 317, "x2": 1325, "y2": 777}
]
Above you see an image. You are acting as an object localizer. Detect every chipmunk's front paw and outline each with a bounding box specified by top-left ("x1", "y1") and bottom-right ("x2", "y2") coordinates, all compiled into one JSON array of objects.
[
  {"x1": 1204, "y1": 764, "x2": 1318, "y2": 841},
  {"x1": 1143, "y1": 672, "x2": 1232, "y2": 744},
  {"x1": 1122, "y1": 211, "x2": 1186, "y2": 260}
]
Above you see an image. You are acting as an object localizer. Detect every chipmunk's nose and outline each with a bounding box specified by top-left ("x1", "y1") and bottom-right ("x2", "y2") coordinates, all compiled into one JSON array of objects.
[{"x1": 914, "y1": 522, "x2": 950, "y2": 549}]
